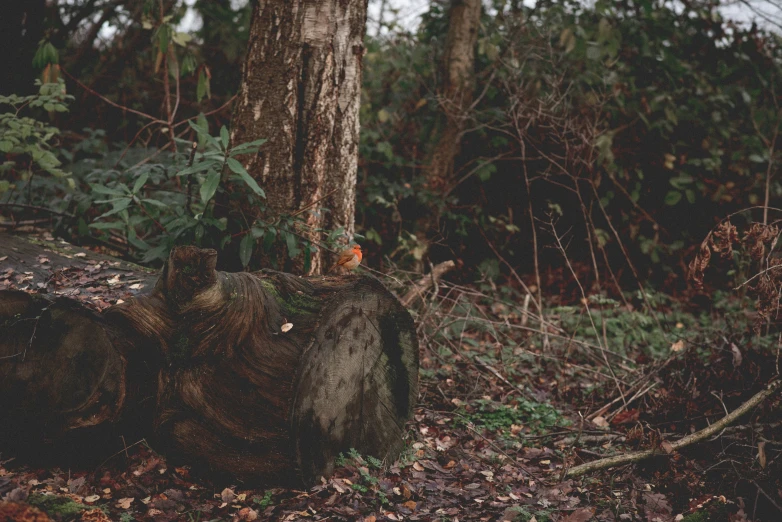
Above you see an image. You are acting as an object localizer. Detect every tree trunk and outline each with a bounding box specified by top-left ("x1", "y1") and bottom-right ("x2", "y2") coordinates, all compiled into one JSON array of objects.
[
  {"x1": 0, "y1": 241, "x2": 418, "y2": 486},
  {"x1": 229, "y1": 0, "x2": 369, "y2": 274},
  {"x1": 427, "y1": 0, "x2": 481, "y2": 190}
]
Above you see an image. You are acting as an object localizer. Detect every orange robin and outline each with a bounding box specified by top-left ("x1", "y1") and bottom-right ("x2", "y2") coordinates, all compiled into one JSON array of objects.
[{"x1": 328, "y1": 244, "x2": 362, "y2": 273}]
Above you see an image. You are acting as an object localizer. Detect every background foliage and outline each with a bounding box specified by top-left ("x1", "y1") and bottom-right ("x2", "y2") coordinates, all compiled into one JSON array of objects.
[{"x1": 2, "y1": 0, "x2": 782, "y2": 288}]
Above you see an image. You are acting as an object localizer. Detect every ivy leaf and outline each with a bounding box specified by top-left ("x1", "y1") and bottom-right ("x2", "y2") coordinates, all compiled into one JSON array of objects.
[
  {"x1": 239, "y1": 233, "x2": 254, "y2": 268},
  {"x1": 200, "y1": 171, "x2": 220, "y2": 204},
  {"x1": 227, "y1": 158, "x2": 265, "y2": 197}
]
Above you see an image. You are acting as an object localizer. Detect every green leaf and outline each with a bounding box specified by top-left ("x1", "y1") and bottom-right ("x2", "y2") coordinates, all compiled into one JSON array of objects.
[
  {"x1": 197, "y1": 70, "x2": 207, "y2": 103},
  {"x1": 188, "y1": 118, "x2": 219, "y2": 150},
  {"x1": 285, "y1": 232, "x2": 300, "y2": 259},
  {"x1": 127, "y1": 228, "x2": 150, "y2": 250},
  {"x1": 200, "y1": 171, "x2": 220, "y2": 204},
  {"x1": 230, "y1": 138, "x2": 267, "y2": 156},
  {"x1": 0, "y1": 141, "x2": 12, "y2": 153},
  {"x1": 157, "y1": 24, "x2": 171, "y2": 53},
  {"x1": 98, "y1": 198, "x2": 132, "y2": 218},
  {"x1": 89, "y1": 221, "x2": 124, "y2": 230},
  {"x1": 220, "y1": 126, "x2": 230, "y2": 150},
  {"x1": 171, "y1": 31, "x2": 192, "y2": 47},
  {"x1": 664, "y1": 190, "x2": 682, "y2": 206},
  {"x1": 188, "y1": 118, "x2": 208, "y2": 136},
  {"x1": 239, "y1": 233, "x2": 254, "y2": 267},
  {"x1": 132, "y1": 172, "x2": 149, "y2": 193},
  {"x1": 227, "y1": 157, "x2": 265, "y2": 197},
  {"x1": 263, "y1": 227, "x2": 276, "y2": 251},
  {"x1": 176, "y1": 160, "x2": 217, "y2": 177},
  {"x1": 142, "y1": 198, "x2": 169, "y2": 208},
  {"x1": 90, "y1": 183, "x2": 126, "y2": 196}
]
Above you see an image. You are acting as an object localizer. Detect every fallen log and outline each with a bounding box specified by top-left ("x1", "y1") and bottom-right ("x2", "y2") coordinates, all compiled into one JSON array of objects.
[{"x1": 0, "y1": 243, "x2": 419, "y2": 486}]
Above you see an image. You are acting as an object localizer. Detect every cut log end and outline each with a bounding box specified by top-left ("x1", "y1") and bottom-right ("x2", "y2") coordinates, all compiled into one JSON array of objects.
[{"x1": 293, "y1": 278, "x2": 418, "y2": 482}]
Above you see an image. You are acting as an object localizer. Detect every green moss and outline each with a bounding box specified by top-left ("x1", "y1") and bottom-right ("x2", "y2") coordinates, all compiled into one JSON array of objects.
[
  {"x1": 259, "y1": 279, "x2": 279, "y2": 297},
  {"x1": 167, "y1": 331, "x2": 192, "y2": 365},
  {"x1": 681, "y1": 511, "x2": 708, "y2": 522},
  {"x1": 284, "y1": 290, "x2": 319, "y2": 315},
  {"x1": 28, "y1": 493, "x2": 87, "y2": 518},
  {"x1": 258, "y1": 278, "x2": 319, "y2": 317}
]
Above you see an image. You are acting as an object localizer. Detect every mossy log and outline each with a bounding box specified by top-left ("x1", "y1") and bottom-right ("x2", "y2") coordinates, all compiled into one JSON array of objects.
[{"x1": 0, "y1": 245, "x2": 418, "y2": 485}]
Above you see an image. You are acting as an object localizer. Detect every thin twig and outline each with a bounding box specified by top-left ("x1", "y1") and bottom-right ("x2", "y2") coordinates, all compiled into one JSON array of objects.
[{"x1": 565, "y1": 378, "x2": 782, "y2": 477}]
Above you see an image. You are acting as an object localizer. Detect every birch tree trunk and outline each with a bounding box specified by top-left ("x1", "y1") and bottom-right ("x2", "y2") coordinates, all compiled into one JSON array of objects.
[
  {"x1": 229, "y1": 0, "x2": 368, "y2": 274},
  {"x1": 427, "y1": 0, "x2": 482, "y2": 190}
]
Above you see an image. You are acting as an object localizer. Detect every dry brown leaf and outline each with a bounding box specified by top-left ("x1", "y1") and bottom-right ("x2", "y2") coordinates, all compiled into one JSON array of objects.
[
  {"x1": 80, "y1": 508, "x2": 111, "y2": 522},
  {"x1": 221, "y1": 488, "x2": 236, "y2": 504},
  {"x1": 560, "y1": 507, "x2": 595, "y2": 522},
  {"x1": 236, "y1": 507, "x2": 259, "y2": 521},
  {"x1": 115, "y1": 497, "x2": 133, "y2": 509},
  {"x1": 758, "y1": 441, "x2": 767, "y2": 469}
]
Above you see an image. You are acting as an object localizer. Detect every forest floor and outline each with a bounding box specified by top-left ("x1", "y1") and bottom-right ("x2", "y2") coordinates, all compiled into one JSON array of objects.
[{"x1": 1, "y1": 234, "x2": 781, "y2": 522}]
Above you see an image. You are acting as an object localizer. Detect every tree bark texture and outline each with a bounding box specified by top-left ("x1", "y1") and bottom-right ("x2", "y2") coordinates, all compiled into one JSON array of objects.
[
  {"x1": 427, "y1": 0, "x2": 481, "y2": 190},
  {"x1": 229, "y1": 0, "x2": 369, "y2": 274},
  {"x1": 0, "y1": 243, "x2": 418, "y2": 486}
]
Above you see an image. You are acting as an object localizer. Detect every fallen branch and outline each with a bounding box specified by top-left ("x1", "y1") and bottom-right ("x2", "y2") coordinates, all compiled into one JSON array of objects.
[
  {"x1": 565, "y1": 378, "x2": 782, "y2": 478},
  {"x1": 400, "y1": 260, "x2": 456, "y2": 306}
]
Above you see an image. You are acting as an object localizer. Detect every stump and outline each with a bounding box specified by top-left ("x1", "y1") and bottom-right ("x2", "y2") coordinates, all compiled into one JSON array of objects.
[{"x1": 0, "y1": 245, "x2": 418, "y2": 485}]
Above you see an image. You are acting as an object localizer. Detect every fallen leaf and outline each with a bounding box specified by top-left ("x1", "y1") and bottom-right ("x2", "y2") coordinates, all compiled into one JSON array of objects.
[
  {"x1": 560, "y1": 507, "x2": 595, "y2": 522},
  {"x1": 592, "y1": 416, "x2": 608, "y2": 427},
  {"x1": 84, "y1": 495, "x2": 100, "y2": 503},
  {"x1": 116, "y1": 497, "x2": 133, "y2": 509},
  {"x1": 758, "y1": 441, "x2": 767, "y2": 469},
  {"x1": 412, "y1": 461, "x2": 424, "y2": 472},
  {"x1": 403, "y1": 500, "x2": 417, "y2": 510},
  {"x1": 731, "y1": 343, "x2": 743, "y2": 367},
  {"x1": 660, "y1": 441, "x2": 675, "y2": 454},
  {"x1": 74, "y1": 252, "x2": 87, "y2": 258},
  {"x1": 221, "y1": 487, "x2": 236, "y2": 503},
  {"x1": 237, "y1": 507, "x2": 259, "y2": 521},
  {"x1": 281, "y1": 322, "x2": 293, "y2": 332},
  {"x1": 671, "y1": 340, "x2": 685, "y2": 352}
]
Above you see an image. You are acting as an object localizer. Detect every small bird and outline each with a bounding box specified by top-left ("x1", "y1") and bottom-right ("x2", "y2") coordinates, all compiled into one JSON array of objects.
[{"x1": 328, "y1": 244, "x2": 362, "y2": 273}]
